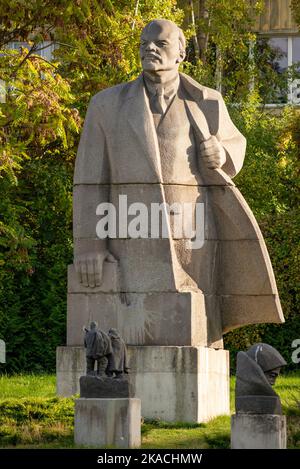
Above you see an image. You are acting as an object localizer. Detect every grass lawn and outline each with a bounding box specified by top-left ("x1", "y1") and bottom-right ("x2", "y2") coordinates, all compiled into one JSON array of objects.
[{"x1": 0, "y1": 373, "x2": 299, "y2": 448}]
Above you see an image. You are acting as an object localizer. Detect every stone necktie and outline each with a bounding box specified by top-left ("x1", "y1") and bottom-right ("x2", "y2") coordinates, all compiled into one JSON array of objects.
[{"x1": 153, "y1": 85, "x2": 167, "y2": 115}]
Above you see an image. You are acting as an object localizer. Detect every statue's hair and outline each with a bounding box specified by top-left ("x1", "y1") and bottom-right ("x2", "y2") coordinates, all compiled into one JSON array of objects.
[
  {"x1": 177, "y1": 27, "x2": 186, "y2": 54},
  {"x1": 142, "y1": 19, "x2": 186, "y2": 55}
]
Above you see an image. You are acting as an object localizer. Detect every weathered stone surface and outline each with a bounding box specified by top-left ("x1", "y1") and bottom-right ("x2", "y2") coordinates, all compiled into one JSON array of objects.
[
  {"x1": 79, "y1": 375, "x2": 134, "y2": 398},
  {"x1": 73, "y1": 238, "x2": 107, "y2": 258},
  {"x1": 73, "y1": 184, "x2": 109, "y2": 239},
  {"x1": 56, "y1": 346, "x2": 85, "y2": 396},
  {"x1": 129, "y1": 346, "x2": 230, "y2": 422},
  {"x1": 66, "y1": 290, "x2": 222, "y2": 347},
  {"x1": 57, "y1": 345, "x2": 230, "y2": 423},
  {"x1": 235, "y1": 345, "x2": 286, "y2": 415},
  {"x1": 246, "y1": 342, "x2": 287, "y2": 373},
  {"x1": 68, "y1": 263, "x2": 119, "y2": 293},
  {"x1": 108, "y1": 183, "x2": 216, "y2": 240},
  {"x1": 74, "y1": 398, "x2": 141, "y2": 448},
  {"x1": 231, "y1": 414, "x2": 287, "y2": 449},
  {"x1": 57, "y1": 346, "x2": 230, "y2": 422},
  {"x1": 221, "y1": 294, "x2": 283, "y2": 332},
  {"x1": 209, "y1": 186, "x2": 262, "y2": 241},
  {"x1": 108, "y1": 238, "x2": 177, "y2": 291},
  {"x1": 219, "y1": 239, "x2": 279, "y2": 295},
  {"x1": 236, "y1": 396, "x2": 282, "y2": 415}
]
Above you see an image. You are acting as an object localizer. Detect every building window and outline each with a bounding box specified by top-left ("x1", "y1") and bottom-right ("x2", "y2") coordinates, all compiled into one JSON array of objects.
[
  {"x1": 257, "y1": 36, "x2": 300, "y2": 105},
  {"x1": 6, "y1": 41, "x2": 55, "y2": 62}
]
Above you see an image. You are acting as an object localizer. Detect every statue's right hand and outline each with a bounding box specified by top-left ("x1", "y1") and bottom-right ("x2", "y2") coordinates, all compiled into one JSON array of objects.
[{"x1": 74, "y1": 251, "x2": 117, "y2": 288}]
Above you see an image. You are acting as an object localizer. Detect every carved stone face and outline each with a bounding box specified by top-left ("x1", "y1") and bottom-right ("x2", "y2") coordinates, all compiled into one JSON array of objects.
[
  {"x1": 140, "y1": 20, "x2": 184, "y2": 72},
  {"x1": 264, "y1": 367, "x2": 281, "y2": 386}
]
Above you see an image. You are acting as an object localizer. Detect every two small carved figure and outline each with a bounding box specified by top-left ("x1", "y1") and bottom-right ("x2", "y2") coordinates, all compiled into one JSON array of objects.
[{"x1": 84, "y1": 322, "x2": 129, "y2": 378}]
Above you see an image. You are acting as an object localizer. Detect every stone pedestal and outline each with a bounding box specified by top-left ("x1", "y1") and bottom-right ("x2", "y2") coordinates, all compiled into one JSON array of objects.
[
  {"x1": 74, "y1": 398, "x2": 141, "y2": 448},
  {"x1": 67, "y1": 260, "x2": 226, "y2": 348},
  {"x1": 79, "y1": 375, "x2": 133, "y2": 398},
  {"x1": 57, "y1": 345, "x2": 230, "y2": 423},
  {"x1": 231, "y1": 414, "x2": 287, "y2": 449},
  {"x1": 56, "y1": 346, "x2": 85, "y2": 396},
  {"x1": 67, "y1": 277, "x2": 222, "y2": 348}
]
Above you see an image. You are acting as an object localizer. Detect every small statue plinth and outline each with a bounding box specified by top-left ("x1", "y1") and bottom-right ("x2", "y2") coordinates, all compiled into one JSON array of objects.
[
  {"x1": 79, "y1": 375, "x2": 133, "y2": 399},
  {"x1": 74, "y1": 322, "x2": 140, "y2": 448},
  {"x1": 231, "y1": 343, "x2": 287, "y2": 449}
]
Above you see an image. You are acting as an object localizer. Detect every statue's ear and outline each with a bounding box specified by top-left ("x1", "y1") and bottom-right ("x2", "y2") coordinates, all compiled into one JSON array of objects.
[{"x1": 176, "y1": 50, "x2": 186, "y2": 63}]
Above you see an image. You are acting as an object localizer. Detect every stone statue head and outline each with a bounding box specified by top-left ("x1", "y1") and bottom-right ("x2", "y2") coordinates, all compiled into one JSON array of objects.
[
  {"x1": 235, "y1": 342, "x2": 287, "y2": 414},
  {"x1": 246, "y1": 343, "x2": 286, "y2": 386},
  {"x1": 140, "y1": 19, "x2": 186, "y2": 72},
  {"x1": 90, "y1": 321, "x2": 97, "y2": 330},
  {"x1": 108, "y1": 328, "x2": 120, "y2": 338}
]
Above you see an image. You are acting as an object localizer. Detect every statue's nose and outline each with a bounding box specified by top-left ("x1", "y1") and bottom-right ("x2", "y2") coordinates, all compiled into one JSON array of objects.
[{"x1": 145, "y1": 42, "x2": 156, "y2": 51}]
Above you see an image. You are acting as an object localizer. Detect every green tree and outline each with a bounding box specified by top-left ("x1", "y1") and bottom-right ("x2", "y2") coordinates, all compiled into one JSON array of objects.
[
  {"x1": 180, "y1": 0, "x2": 264, "y2": 99},
  {"x1": 0, "y1": 0, "x2": 299, "y2": 372},
  {"x1": 291, "y1": 0, "x2": 300, "y2": 27},
  {"x1": 0, "y1": 0, "x2": 184, "y2": 372},
  {"x1": 0, "y1": 48, "x2": 80, "y2": 371}
]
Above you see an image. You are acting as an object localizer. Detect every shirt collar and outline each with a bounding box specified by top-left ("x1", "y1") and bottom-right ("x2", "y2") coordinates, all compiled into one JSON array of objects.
[{"x1": 143, "y1": 73, "x2": 180, "y2": 101}]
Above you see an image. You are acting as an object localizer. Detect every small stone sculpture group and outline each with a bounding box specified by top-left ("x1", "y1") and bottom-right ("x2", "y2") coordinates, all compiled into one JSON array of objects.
[{"x1": 84, "y1": 321, "x2": 129, "y2": 378}]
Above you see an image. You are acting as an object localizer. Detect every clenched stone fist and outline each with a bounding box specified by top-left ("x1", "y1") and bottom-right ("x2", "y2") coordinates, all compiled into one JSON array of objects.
[{"x1": 199, "y1": 135, "x2": 226, "y2": 170}]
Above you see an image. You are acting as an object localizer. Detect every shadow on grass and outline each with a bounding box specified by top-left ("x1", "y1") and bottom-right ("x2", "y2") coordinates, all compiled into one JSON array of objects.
[{"x1": 141, "y1": 415, "x2": 230, "y2": 449}]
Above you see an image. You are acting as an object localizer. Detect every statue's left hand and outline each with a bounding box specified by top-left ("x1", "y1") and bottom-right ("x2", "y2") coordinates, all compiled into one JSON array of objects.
[
  {"x1": 74, "y1": 251, "x2": 117, "y2": 288},
  {"x1": 199, "y1": 135, "x2": 226, "y2": 170}
]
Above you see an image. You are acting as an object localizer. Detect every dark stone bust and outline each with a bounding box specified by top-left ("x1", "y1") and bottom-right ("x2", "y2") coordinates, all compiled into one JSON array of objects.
[{"x1": 235, "y1": 343, "x2": 287, "y2": 414}]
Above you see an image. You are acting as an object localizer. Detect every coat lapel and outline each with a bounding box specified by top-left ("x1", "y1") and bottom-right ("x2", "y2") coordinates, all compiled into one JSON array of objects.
[
  {"x1": 180, "y1": 73, "x2": 234, "y2": 186},
  {"x1": 124, "y1": 75, "x2": 162, "y2": 182}
]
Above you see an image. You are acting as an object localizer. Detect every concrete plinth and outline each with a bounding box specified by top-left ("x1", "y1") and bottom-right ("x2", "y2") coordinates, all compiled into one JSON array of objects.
[
  {"x1": 74, "y1": 398, "x2": 141, "y2": 448},
  {"x1": 56, "y1": 346, "x2": 85, "y2": 396},
  {"x1": 57, "y1": 345, "x2": 230, "y2": 423},
  {"x1": 231, "y1": 414, "x2": 287, "y2": 449}
]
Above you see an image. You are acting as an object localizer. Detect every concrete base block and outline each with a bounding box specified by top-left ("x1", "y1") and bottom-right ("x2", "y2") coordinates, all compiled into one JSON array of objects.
[
  {"x1": 56, "y1": 346, "x2": 85, "y2": 396},
  {"x1": 74, "y1": 398, "x2": 141, "y2": 448},
  {"x1": 57, "y1": 345, "x2": 230, "y2": 423},
  {"x1": 131, "y1": 346, "x2": 230, "y2": 422},
  {"x1": 231, "y1": 414, "x2": 287, "y2": 449}
]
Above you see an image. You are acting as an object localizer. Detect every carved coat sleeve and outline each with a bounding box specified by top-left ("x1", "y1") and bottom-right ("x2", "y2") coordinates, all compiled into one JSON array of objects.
[
  {"x1": 73, "y1": 96, "x2": 110, "y2": 252},
  {"x1": 216, "y1": 94, "x2": 247, "y2": 178}
]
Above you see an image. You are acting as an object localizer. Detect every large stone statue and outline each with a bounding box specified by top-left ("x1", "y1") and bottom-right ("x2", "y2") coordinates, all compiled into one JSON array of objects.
[{"x1": 69, "y1": 18, "x2": 284, "y2": 349}]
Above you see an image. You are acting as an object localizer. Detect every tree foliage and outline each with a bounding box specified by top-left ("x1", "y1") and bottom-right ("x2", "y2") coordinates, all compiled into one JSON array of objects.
[
  {"x1": 0, "y1": 0, "x2": 299, "y2": 372},
  {"x1": 291, "y1": 0, "x2": 300, "y2": 27},
  {"x1": 0, "y1": 0, "x2": 183, "y2": 371},
  {"x1": 0, "y1": 47, "x2": 79, "y2": 371}
]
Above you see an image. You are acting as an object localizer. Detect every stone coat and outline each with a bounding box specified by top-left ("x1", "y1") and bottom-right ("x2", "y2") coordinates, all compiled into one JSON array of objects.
[
  {"x1": 74, "y1": 72, "x2": 284, "y2": 336},
  {"x1": 107, "y1": 332, "x2": 129, "y2": 373},
  {"x1": 84, "y1": 329, "x2": 112, "y2": 359}
]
